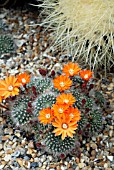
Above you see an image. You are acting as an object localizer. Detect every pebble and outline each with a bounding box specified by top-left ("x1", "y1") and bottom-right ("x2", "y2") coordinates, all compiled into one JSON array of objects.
[
  {"x1": 90, "y1": 143, "x2": 97, "y2": 149},
  {"x1": 78, "y1": 163, "x2": 86, "y2": 168},
  {"x1": 4, "y1": 154, "x2": 11, "y2": 162},
  {"x1": 0, "y1": 165, "x2": 4, "y2": 169},
  {"x1": 0, "y1": 143, "x2": 3, "y2": 150},
  {"x1": 107, "y1": 156, "x2": 113, "y2": 162}
]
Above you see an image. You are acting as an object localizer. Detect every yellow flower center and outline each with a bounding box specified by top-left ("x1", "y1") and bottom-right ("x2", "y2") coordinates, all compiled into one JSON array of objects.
[
  {"x1": 70, "y1": 113, "x2": 74, "y2": 118},
  {"x1": 58, "y1": 108, "x2": 64, "y2": 114},
  {"x1": 60, "y1": 82, "x2": 65, "y2": 87},
  {"x1": 8, "y1": 85, "x2": 13, "y2": 91},
  {"x1": 69, "y1": 69, "x2": 74, "y2": 75},
  {"x1": 22, "y1": 78, "x2": 26, "y2": 83},
  {"x1": 84, "y1": 74, "x2": 89, "y2": 79},
  {"x1": 46, "y1": 114, "x2": 50, "y2": 119},
  {"x1": 63, "y1": 99, "x2": 69, "y2": 104},
  {"x1": 62, "y1": 123, "x2": 68, "y2": 129}
]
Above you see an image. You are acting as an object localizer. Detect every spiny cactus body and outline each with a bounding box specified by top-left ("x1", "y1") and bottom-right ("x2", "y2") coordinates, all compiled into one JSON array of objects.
[
  {"x1": 35, "y1": 0, "x2": 114, "y2": 71},
  {"x1": 0, "y1": 34, "x2": 15, "y2": 55}
]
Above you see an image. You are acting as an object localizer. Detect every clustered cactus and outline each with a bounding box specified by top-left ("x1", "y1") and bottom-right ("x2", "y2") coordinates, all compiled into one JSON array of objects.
[
  {"x1": 35, "y1": 0, "x2": 114, "y2": 72},
  {"x1": 0, "y1": 62, "x2": 105, "y2": 159}
]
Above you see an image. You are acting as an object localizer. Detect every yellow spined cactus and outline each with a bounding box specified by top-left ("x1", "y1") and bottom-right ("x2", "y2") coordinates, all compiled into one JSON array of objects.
[{"x1": 36, "y1": 0, "x2": 114, "y2": 71}]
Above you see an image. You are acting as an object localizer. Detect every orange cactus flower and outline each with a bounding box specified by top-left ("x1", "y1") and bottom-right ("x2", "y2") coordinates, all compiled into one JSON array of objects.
[
  {"x1": 62, "y1": 62, "x2": 81, "y2": 76},
  {"x1": 17, "y1": 72, "x2": 30, "y2": 86},
  {"x1": 52, "y1": 115, "x2": 78, "y2": 140},
  {"x1": 80, "y1": 70, "x2": 93, "y2": 81},
  {"x1": 66, "y1": 107, "x2": 81, "y2": 122},
  {"x1": 53, "y1": 75, "x2": 72, "y2": 91},
  {"x1": 52, "y1": 103, "x2": 69, "y2": 118},
  {"x1": 38, "y1": 108, "x2": 54, "y2": 125},
  {"x1": 56, "y1": 93, "x2": 76, "y2": 106},
  {"x1": 0, "y1": 95, "x2": 3, "y2": 103},
  {"x1": 0, "y1": 76, "x2": 21, "y2": 99}
]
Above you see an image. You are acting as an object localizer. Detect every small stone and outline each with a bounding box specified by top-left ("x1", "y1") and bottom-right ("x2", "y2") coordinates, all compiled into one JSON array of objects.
[
  {"x1": 0, "y1": 150, "x2": 4, "y2": 156},
  {"x1": 6, "y1": 149, "x2": 13, "y2": 154},
  {"x1": 107, "y1": 156, "x2": 113, "y2": 161},
  {"x1": 40, "y1": 156, "x2": 46, "y2": 162},
  {"x1": 21, "y1": 139, "x2": 26, "y2": 145},
  {"x1": 16, "y1": 158, "x2": 23, "y2": 167},
  {"x1": 91, "y1": 150, "x2": 96, "y2": 156},
  {"x1": 30, "y1": 162, "x2": 39, "y2": 168},
  {"x1": 0, "y1": 165, "x2": 4, "y2": 169},
  {"x1": 24, "y1": 156, "x2": 31, "y2": 161},
  {"x1": 27, "y1": 148, "x2": 32, "y2": 155},
  {"x1": 11, "y1": 151, "x2": 20, "y2": 158},
  {"x1": 38, "y1": 162, "x2": 43, "y2": 167},
  {"x1": 2, "y1": 135, "x2": 10, "y2": 141},
  {"x1": 78, "y1": 163, "x2": 86, "y2": 168},
  {"x1": 110, "y1": 147, "x2": 114, "y2": 154},
  {"x1": 15, "y1": 133, "x2": 21, "y2": 137},
  {"x1": 109, "y1": 130, "x2": 113, "y2": 137},
  {"x1": 28, "y1": 141, "x2": 34, "y2": 148},
  {"x1": 90, "y1": 143, "x2": 97, "y2": 149},
  {"x1": 0, "y1": 117, "x2": 3, "y2": 122},
  {"x1": 4, "y1": 128, "x2": 13, "y2": 135},
  {"x1": 23, "y1": 160, "x2": 31, "y2": 169},
  {"x1": 4, "y1": 154, "x2": 11, "y2": 162},
  {"x1": 1, "y1": 161, "x2": 7, "y2": 166},
  {"x1": 0, "y1": 143, "x2": 3, "y2": 150},
  {"x1": 104, "y1": 163, "x2": 109, "y2": 168}
]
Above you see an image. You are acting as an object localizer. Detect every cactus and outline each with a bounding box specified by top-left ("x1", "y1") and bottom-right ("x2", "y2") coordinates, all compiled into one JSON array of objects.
[
  {"x1": 0, "y1": 34, "x2": 15, "y2": 55},
  {"x1": 35, "y1": 0, "x2": 114, "y2": 72},
  {"x1": 0, "y1": 62, "x2": 105, "y2": 159}
]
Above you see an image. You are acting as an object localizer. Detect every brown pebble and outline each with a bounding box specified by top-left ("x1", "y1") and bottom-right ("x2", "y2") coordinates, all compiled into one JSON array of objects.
[
  {"x1": 5, "y1": 149, "x2": 13, "y2": 154},
  {"x1": 16, "y1": 158, "x2": 23, "y2": 167},
  {"x1": 67, "y1": 163, "x2": 71, "y2": 169},
  {"x1": 75, "y1": 157, "x2": 80, "y2": 164},
  {"x1": 29, "y1": 35, "x2": 34, "y2": 43},
  {"x1": 91, "y1": 150, "x2": 96, "y2": 156},
  {"x1": 56, "y1": 166, "x2": 61, "y2": 170},
  {"x1": 1, "y1": 160, "x2": 7, "y2": 166},
  {"x1": 90, "y1": 143, "x2": 97, "y2": 149},
  {"x1": 2, "y1": 135, "x2": 10, "y2": 141},
  {"x1": 28, "y1": 141, "x2": 34, "y2": 149},
  {"x1": 110, "y1": 147, "x2": 114, "y2": 154},
  {"x1": 49, "y1": 164, "x2": 57, "y2": 168}
]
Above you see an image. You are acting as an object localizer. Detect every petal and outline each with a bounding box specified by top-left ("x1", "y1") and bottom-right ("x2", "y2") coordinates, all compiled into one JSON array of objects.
[
  {"x1": 0, "y1": 80, "x2": 6, "y2": 87},
  {"x1": 61, "y1": 131, "x2": 67, "y2": 140},
  {"x1": 67, "y1": 131, "x2": 73, "y2": 138}
]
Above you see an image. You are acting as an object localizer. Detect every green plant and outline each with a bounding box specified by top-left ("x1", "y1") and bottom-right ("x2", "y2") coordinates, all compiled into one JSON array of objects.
[
  {"x1": 35, "y1": 0, "x2": 114, "y2": 72},
  {"x1": 0, "y1": 62, "x2": 105, "y2": 159},
  {"x1": 0, "y1": 34, "x2": 15, "y2": 55}
]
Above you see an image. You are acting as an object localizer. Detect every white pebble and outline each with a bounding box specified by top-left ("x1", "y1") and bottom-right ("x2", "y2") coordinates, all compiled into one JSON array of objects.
[
  {"x1": 0, "y1": 165, "x2": 4, "y2": 170},
  {"x1": 4, "y1": 154, "x2": 11, "y2": 162},
  {"x1": 107, "y1": 156, "x2": 113, "y2": 161}
]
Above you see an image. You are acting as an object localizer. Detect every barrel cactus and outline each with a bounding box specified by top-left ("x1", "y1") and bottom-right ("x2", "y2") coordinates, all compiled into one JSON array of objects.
[{"x1": 35, "y1": 0, "x2": 114, "y2": 72}]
